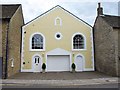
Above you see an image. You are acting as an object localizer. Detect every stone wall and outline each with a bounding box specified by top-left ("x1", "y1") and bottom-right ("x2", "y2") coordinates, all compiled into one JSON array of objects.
[
  {"x1": 94, "y1": 17, "x2": 118, "y2": 76},
  {"x1": 112, "y1": 29, "x2": 120, "y2": 76},
  {"x1": 1, "y1": 20, "x2": 9, "y2": 79},
  {"x1": 118, "y1": 29, "x2": 120, "y2": 76},
  {"x1": 0, "y1": 57, "x2": 2, "y2": 79},
  {"x1": 7, "y1": 6, "x2": 24, "y2": 77},
  {"x1": 0, "y1": 20, "x2": 2, "y2": 57}
]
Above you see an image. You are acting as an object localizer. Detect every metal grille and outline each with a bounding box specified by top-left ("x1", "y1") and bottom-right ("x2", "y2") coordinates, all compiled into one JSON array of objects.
[
  {"x1": 73, "y1": 35, "x2": 84, "y2": 49},
  {"x1": 32, "y1": 34, "x2": 43, "y2": 49}
]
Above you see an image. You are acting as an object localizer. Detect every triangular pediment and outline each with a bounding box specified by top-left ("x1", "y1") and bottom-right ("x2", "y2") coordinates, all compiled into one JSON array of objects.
[
  {"x1": 23, "y1": 5, "x2": 92, "y2": 28},
  {"x1": 47, "y1": 48, "x2": 70, "y2": 55}
]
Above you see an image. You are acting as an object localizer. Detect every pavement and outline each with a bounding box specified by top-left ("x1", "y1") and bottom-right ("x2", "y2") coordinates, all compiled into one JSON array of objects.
[
  {"x1": 7, "y1": 71, "x2": 115, "y2": 80},
  {"x1": 0, "y1": 71, "x2": 119, "y2": 88}
]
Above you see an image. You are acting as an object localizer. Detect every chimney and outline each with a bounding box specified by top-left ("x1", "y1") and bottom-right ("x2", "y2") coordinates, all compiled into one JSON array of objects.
[{"x1": 97, "y1": 3, "x2": 103, "y2": 16}]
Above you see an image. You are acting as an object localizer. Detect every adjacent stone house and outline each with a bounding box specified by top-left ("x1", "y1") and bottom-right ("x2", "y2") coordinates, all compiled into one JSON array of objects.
[
  {"x1": 94, "y1": 3, "x2": 120, "y2": 76},
  {"x1": 0, "y1": 4, "x2": 24, "y2": 79}
]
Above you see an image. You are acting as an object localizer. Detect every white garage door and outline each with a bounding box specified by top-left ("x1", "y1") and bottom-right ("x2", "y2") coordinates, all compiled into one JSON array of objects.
[{"x1": 47, "y1": 55, "x2": 70, "y2": 72}]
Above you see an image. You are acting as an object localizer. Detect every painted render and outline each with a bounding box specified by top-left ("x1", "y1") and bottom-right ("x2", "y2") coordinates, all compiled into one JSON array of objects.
[{"x1": 21, "y1": 6, "x2": 94, "y2": 72}]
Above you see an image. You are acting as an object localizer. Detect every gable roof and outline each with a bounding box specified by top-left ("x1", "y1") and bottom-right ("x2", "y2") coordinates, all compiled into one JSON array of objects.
[
  {"x1": 0, "y1": 4, "x2": 21, "y2": 19},
  {"x1": 101, "y1": 15, "x2": 120, "y2": 28},
  {"x1": 23, "y1": 5, "x2": 92, "y2": 27}
]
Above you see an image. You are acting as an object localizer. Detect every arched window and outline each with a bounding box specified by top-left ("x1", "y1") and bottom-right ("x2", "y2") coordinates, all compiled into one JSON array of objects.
[
  {"x1": 32, "y1": 34, "x2": 43, "y2": 49},
  {"x1": 55, "y1": 17, "x2": 62, "y2": 26},
  {"x1": 73, "y1": 34, "x2": 85, "y2": 49}
]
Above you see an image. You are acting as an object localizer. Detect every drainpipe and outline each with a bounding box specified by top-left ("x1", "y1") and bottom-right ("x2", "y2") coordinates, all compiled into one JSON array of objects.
[{"x1": 4, "y1": 20, "x2": 10, "y2": 79}]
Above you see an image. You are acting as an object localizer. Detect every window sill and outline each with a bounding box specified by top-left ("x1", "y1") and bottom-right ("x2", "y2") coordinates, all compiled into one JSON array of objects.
[
  {"x1": 30, "y1": 49, "x2": 45, "y2": 52},
  {"x1": 72, "y1": 49, "x2": 86, "y2": 51}
]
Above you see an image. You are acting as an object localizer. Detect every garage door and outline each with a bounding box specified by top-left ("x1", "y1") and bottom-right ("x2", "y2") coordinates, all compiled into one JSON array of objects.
[{"x1": 47, "y1": 55, "x2": 70, "y2": 72}]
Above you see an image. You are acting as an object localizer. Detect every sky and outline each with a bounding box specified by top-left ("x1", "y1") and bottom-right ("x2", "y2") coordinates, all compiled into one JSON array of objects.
[{"x1": 0, "y1": 0, "x2": 119, "y2": 26}]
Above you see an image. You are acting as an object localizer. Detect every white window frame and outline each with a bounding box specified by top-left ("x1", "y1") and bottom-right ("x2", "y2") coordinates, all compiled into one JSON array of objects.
[
  {"x1": 72, "y1": 32, "x2": 86, "y2": 51},
  {"x1": 55, "y1": 32, "x2": 63, "y2": 40},
  {"x1": 30, "y1": 32, "x2": 45, "y2": 51},
  {"x1": 54, "y1": 17, "x2": 62, "y2": 26}
]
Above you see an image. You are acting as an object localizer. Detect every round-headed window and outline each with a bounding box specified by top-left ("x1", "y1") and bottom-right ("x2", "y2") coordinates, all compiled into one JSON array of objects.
[{"x1": 55, "y1": 32, "x2": 62, "y2": 40}]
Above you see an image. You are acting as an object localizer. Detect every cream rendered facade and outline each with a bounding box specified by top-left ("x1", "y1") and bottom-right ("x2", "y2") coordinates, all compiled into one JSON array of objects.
[{"x1": 21, "y1": 5, "x2": 94, "y2": 72}]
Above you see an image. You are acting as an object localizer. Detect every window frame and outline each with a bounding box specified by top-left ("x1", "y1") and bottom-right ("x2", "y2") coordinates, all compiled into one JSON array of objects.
[
  {"x1": 54, "y1": 17, "x2": 62, "y2": 26},
  {"x1": 30, "y1": 32, "x2": 45, "y2": 51},
  {"x1": 55, "y1": 32, "x2": 63, "y2": 40},
  {"x1": 72, "y1": 33, "x2": 86, "y2": 51}
]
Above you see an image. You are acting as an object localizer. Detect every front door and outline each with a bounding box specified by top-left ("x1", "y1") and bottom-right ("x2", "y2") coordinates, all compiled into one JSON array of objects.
[
  {"x1": 33, "y1": 56, "x2": 41, "y2": 72},
  {"x1": 75, "y1": 55, "x2": 83, "y2": 72}
]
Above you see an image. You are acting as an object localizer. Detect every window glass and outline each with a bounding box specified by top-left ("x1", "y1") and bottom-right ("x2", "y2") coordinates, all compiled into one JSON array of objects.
[
  {"x1": 32, "y1": 34, "x2": 43, "y2": 49},
  {"x1": 73, "y1": 34, "x2": 84, "y2": 49}
]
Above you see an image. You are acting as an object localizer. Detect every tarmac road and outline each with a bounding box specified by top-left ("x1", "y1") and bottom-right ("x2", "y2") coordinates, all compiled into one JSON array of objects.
[{"x1": 1, "y1": 83, "x2": 119, "y2": 88}]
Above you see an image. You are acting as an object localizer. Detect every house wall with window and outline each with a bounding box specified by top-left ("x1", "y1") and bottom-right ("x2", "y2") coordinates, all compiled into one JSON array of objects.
[{"x1": 21, "y1": 6, "x2": 94, "y2": 72}]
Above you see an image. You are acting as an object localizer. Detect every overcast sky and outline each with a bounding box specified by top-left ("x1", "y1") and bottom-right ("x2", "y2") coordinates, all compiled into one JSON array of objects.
[{"x1": 0, "y1": 0, "x2": 119, "y2": 26}]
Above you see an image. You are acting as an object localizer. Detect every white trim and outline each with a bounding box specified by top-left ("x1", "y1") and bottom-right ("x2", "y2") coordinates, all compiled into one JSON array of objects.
[
  {"x1": 21, "y1": 69, "x2": 33, "y2": 72},
  {"x1": 32, "y1": 54, "x2": 42, "y2": 72},
  {"x1": 46, "y1": 48, "x2": 72, "y2": 72},
  {"x1": 55, "y1": 32, "x2": 63, "y2": 40},
  {"x1": 90, "y1": 28, "x2": 95, "y2": 71},
  {"x1": 54, "y1": 17, "x2": 62, "y2": 26},
  {"x1": 23, "y1": 6, "x2": 91, "y2": 28},
  {"x1": 47, "y1": 48, "x2": 70, "y2": 55},
  {"x1": 72, "y1": 32, "x2": 87, "y2": 51},
  {"x1": 29, "y1": 32, "x2": 45, "y2": 51},
  {"x1": 74, "y1": 53, "x2": 85, "y2": 72},
  {"x1": 21, "y1": 27, "x2": 25, "y2": 72},
  {"x1": 84, "y1": 68, "x2": 94, "y2": 71}
]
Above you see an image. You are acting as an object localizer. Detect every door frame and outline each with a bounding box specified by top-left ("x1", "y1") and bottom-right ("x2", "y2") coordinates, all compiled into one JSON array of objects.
[
  {"x1": 32, "y1": 54, "x2": 42, "y2": 72},
  {"x1": 74, "y1": 54, "x2": 85, "y2": 72}
]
